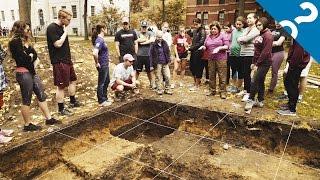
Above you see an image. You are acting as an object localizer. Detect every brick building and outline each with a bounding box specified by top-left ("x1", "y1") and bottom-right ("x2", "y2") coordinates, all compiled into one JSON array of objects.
[{"x1": 186, "y1": 0, "x2": 268, "y2": 27}]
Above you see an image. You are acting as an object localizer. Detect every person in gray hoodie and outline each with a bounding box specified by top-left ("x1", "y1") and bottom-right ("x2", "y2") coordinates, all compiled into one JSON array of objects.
[{"x1": 237, "y1": 13, "x2": 260, "y2": 102}]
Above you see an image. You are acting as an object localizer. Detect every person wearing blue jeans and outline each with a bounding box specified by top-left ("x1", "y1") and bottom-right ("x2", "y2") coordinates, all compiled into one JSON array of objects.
[{"x1": 92, "y1": 24, "x2": 112, "y2": 107}]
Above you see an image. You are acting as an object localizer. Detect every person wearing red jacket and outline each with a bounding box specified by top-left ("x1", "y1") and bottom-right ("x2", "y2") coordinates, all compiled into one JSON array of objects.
[
  {"x1": 277, "y1": 40, "x2": 310, "y2": 116},
  {"x1": 245, "y1": 17, "x2": 273, "y2": 112}
]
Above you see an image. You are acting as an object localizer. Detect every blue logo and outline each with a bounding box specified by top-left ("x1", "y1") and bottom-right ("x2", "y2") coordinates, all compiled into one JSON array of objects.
[{"x1": 257, "y1": 0, "x2": 319, "y2": 63}]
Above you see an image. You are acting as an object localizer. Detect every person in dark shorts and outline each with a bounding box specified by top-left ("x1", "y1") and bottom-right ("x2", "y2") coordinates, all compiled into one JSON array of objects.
[
  {"x1": 115, "y1": 17, "x2": 138, "y2": 64},
  {"x1": 172, "y1": 26, "x2": 192, "y2": 88},
  {"x1": 188, "y1": 18, "x2": 206, "y2": 92},
  {"x1": 136, "y1": 21, "x2": 155, "y2": 88},
  {"x1": 92, "y1": 24, "x2": 113, "y2": 107},
  {"x1": 46, "y1": 9, "x2": 81, "y2": 116},
  {"x1": 9, "y1": 21, "x2": 60, "y2": 131}
]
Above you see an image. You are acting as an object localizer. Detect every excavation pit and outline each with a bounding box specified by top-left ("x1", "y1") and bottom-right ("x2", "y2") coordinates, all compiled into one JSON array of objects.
[{"x1": 0, "y1": 99, "x2": 319, "y2": 179}]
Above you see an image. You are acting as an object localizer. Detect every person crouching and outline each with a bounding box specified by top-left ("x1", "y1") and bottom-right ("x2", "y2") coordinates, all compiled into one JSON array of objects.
[{"x1": 110, "y1": 54, "x2": 139, "y2": 100}]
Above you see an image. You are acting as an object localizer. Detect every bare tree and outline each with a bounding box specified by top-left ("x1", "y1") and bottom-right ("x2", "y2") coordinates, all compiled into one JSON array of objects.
[
  {"x1": 84, "y1": 0, "x2": 89, "y2": 40},
  {"x1": 18, "y1": 0, "x2": 31, "y2": 25}
]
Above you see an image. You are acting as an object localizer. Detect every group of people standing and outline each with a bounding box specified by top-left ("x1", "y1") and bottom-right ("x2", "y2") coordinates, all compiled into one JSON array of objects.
[{"x1": 0, "y1": 8, "x2": 314, "y2": 143}]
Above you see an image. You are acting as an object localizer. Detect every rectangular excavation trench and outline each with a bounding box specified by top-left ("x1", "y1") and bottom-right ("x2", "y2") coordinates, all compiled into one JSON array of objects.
[{"x1": 0, "y1": 99, "x2": 319, "y2": 179}]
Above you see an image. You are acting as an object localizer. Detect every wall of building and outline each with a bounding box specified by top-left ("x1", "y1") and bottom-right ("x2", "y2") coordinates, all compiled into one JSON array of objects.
[
  {"x1": 0, "y1": 0, "x2": 19, "y2": 29},
  {"x1": 186, "y1": 0, "x2": 264, "y2": 27},
  {"x1": 0, "y1": 0, "x2": 130, "y2": 36}
]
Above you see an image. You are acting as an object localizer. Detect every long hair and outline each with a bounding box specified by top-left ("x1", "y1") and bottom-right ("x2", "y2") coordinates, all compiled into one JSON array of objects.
[
  {"x1": 91, "y1": 24, "x2": 106, "y2": 46},
  {"x1": 10, "y1": 20, "x2": 26, "y2": 39}
]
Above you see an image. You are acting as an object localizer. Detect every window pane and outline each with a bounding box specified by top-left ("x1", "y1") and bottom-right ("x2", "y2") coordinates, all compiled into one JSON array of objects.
[
  {"x1": 52, "y1": 7, "x2": 57, "y2": 19},
  {"x1": 91, "y1": 6, "x2": 95, "y2": 16},
  {"x1": 11, "y1": 10, "x2": 15, "y2": 21},
  {"x1": 196, "y1": 12, "x2": 202, "y2": 19},
  {"x1": 71, "y1": 5, "x2": 77, "y2": 18},
  {"x1": 203, "y1": 0, "x2": 209, "y2": 4},
  {"x1": 196, "y1": 0, "x2": 202, "y2": 5},
  {"x1": 1, "y1": 11, "x2": 5, "y2": 21}
]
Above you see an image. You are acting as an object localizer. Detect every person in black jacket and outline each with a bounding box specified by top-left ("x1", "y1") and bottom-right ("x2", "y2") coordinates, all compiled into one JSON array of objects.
[
  {"x1": 188, "y1": 18, "x2": 206, "y2": 91},
  {"x1": 9, "y1": 21, "x2": 60, "y2": 132},
  {"x1": 277, "y1": 40, "x2": 310, "y2": 116}
]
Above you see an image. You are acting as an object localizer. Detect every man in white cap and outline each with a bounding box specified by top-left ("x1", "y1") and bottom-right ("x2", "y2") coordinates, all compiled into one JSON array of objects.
[
  {"x1": 110, "y1": 54, "x2": 138, "y2": 97},
  {"x1": 115, "y1": 17, "x2": 138, "y2": 64}
]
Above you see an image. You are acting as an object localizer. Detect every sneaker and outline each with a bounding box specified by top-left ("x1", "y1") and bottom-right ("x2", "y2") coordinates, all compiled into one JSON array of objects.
[
  {"x1": 277, "y1": 109, "x2": 296, "y2": 116},
  {"x1": 189, "y1": 86, "x2": 199, "y2": 92},
  {"x1": 279, "y1": 104, "x2": 289, "y2": 111},
  {"x1": 0, "y1": 134, "x2": 13, "y2": 144},
  {"x1": 179, "y1": 82, "x2": 184, "y2": 87},
  {"x1": 298, "y1": 95, "x2": 303, "y2": 103},
  {"x1": 157, "y1": 89, "x2": 164, "y2": 95},
  {"x1": 277, "y1": 94, "x2": 288, "y2": 100},
  {"x1": 242, "y1": 93, "x2": 250, "y2": 102},
  {"x1": 220, "y1": 93, "x2": 227, "y2": 99},
  {"x1": 100, "y1": 100, "x2": 112, "y2": 107},
  {"x1": 59, "y1": 108, "x2": 73, "y2": 116},
  {"x1": 164, "y1": 89, "x2": 173, "y2": 95},
  {"x1": 245, "y1": 99, "x2": 255, "y2": 111},
  {"x1": 170, "y1": 84, "x2": 175, "y2": 89},
  {"x1": 23, "y1": 123, "x2": 42, "y2": 132},
  {"x1": 45, "y1": 118, "x2": 62, "y2": 125},
  {"x1": 254, "y1": 100, "x2": 264, "y2": 108},
  {"x1": 206, "y1": 91, "x2": 216, "y2": 96},
  {"x1": 70, "y1": 101, "x2": 82, "y2": 108},
  {"x1": 0, "y1": 129, "x2": 14, "y2": 136}
]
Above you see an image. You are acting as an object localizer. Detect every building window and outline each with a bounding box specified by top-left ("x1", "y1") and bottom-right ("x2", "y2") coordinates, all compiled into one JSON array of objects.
[
  {"x1": 218, "y1": 11, "x2": 225, "y2": 24},
  {"x1": 52, "y1": 7, "x2": 57, "y2": 19},
  {"x1": 219, "y1": 0, "x2": 226, "y2": 4},
  {"x1": 91, "y1": 6, "x2": 95, "y2": 16},
  {"x1": 38, "y1": 9, "x2": 45, "y2": 26},
  {"x1": 1, "y1": 11, "x2": 5, "y2": 21},
  {"x1": 71, "y1": 5, "x2": 77, "y2": 18},
  {"x1": 196, "y1": 12, "x2": 202, "y2": 20},
  {"x1": 197, "y1": 0, "x2": 208, "y2": 5},
  {"x1": 11, "y1": 10, "x2": 15, "y2": 21},
  {"x1": 203, "y1": 12, "x2": 208, "y2": 25},
  {"x1": 61, "y1": 6, "x2": 66, "y2": 9},
  {"x1": 72, "y1": 28, "x2": 78, "y2": 35}
]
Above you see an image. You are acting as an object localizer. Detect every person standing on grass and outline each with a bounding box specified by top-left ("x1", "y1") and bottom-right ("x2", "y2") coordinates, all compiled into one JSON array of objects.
[
  {"x1": 161, "y1": 22, "x2": 173, "y2": 50},
  {"x1": 149, "y1": 31, "x2": 173, "y2": 95},
  {"x1": 228, "y1": 16, "x2": 245, "y2": 93},
  {"x1": 136, "y1": 21, "x2": 155, "y2": 89},
  {"x1": 223, "y1": 22, "x2": 233, "y2": 86},
  {"x1": 110, "y1": 54, "x2": 139, "y2": 98},
  {"x1": 244, "y1": 17, "x2": 273, "y2": 112},
  {"x1": 202, "y1": 21, "x2": 230, "y2": 99},
  {"x1": 46, "y1": 9, "x2": 81, "y2": 116},
  {"x1": 172, "y1": 26, "x2": 192, "y2": 88},
  {"x1": 276, "y1": 40, "x2": 310, "y2": 116},
  {"x1": 202, "y1": 25, "x2": 210, "y2": 84},
  {"x1": 237, "y1": 13, "x2": 260, "y2": 102},
  {"x1": 9, "y1": 21, "x2": 60, "y2": 132},
  {"x1": 115, "y1": 17, "x2": 138, "y2": 64},
  {"x1": 188, "y1": 18, "x2": 206, "y2": 92},
  {"x1": 92, "y1": 24, "x2": 113, "y2": 107},
  {"x1": 267, "y1": 22, "x2": 287, "y2": 94}
]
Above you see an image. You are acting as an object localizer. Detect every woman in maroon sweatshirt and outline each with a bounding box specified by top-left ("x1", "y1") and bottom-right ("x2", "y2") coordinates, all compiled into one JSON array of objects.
[
  {"x1": 245, "y1": 17, "x2": 273, "y2": 112},
  {"x1": 277, "y1": 40, "x2": 310, "y2": 116}
]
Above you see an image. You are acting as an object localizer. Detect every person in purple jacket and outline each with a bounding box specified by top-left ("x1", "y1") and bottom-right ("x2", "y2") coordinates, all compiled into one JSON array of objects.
[
  {"x1": 149, "y1": 31, "x2": 173, "y2": 95},
  {"x1": 201, "y1": 21, "x2": 230, "y2": 99},
  {"x1": 92, "y1": 24, "x2": 113, "y2": 107},
  {"x1": 277, "y1": 40, "x2": 310, "y2": 116},
  {"x1": 245, "y1": 17, "x2": 273, "y2": 112}
]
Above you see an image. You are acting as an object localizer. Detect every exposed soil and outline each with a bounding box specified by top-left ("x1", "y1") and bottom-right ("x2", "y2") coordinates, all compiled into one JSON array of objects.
[{"x1": 0, "y1": 99, "x2": 319, "y2": 179}]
